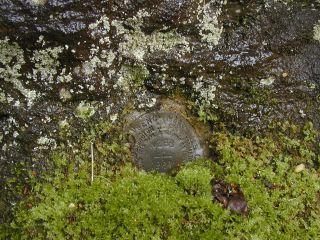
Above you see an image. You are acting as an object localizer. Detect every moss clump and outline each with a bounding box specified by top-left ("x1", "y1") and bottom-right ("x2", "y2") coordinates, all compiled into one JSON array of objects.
[
  {"x1": 10, "y1": 162, "x2": 223, "y2": 239},
  {"x1": 176, "y1": 162, "x2": 212, "y2": 196}
]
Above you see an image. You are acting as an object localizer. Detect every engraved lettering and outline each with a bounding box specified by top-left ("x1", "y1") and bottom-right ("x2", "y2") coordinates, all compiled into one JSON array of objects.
[{"x1": 127, "y1": 112, "x2": 203, "y2": 172}]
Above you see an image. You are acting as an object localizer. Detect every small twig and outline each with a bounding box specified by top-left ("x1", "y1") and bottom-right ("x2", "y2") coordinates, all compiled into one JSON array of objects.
[{"x1": 91, "y1": 141, "x2": 94, "y2": 184}]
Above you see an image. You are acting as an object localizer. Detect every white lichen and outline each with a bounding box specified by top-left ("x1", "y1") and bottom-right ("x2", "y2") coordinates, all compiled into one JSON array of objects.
[
  {"x1": 29, "y1": 0, "x2": 47, "y2": 5},
  {"x1": 89, "y1": 15, "x2": 110, "y2": 44},
  {"x1": 299, "y1": 109, "x2": 306, "y2": 118},
  {"x1": 260, "y1": 77, "x2": 275, "y2": 86},
  {"x1": 193, "y1": 76, "x2": 218, "y2": 110},
  {"x1": 119, "y1": 29, "x2": 189, "y2": 62},
  {"x1": 0, "y1": 38, "x2": 40, "y2": 107},
  {"x1": 313, "y1": 20, "x2": 320, "y2": 42},
  {"x1": 37, "y1": 35, "x2": 45, "y2": 46},
  {"x1": 294, "y1": 163, "x2": 306, "y2": 173},
  {"x1": 0, "y1": 91, "x2": 6, "y2": 103},
  {"x1": 198, "y1": 1, "x2": 224, "y2": 49},
  {"x1": 147, "y1": 98, "x2": 157, "y2": 108},
  {"x1": 110, "y1": 113, "x2": 118, "y2": 122},
  {"x1": 82, "y1": 49, "x2": 115, "y2": 76},
  {"x1": 59, "y1": 88, "x2": 72, "y2": 101},
  {"x1": 113, "y1": 10, "x2": 190, "y2": 62},
  {"x1": 57, "y1": 68, "x2": 73, "y2": 83},
  {"x1": 30, "y1": 46, "x2": 64, "y2": 83},
  {"x1": 37, "y1": 136, "x2": 57, "y2": 149},
  {"x1": 85, "y1": 15, "x2": 115, "y2": 78}
]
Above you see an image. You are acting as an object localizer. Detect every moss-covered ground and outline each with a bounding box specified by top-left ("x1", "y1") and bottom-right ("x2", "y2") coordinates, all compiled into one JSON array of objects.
[{"x1": 2, "y1": 116, "x2": 320, "y2": 239}]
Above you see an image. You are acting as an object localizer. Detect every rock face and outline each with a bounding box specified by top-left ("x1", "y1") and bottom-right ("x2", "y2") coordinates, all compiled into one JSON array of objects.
[{"x1": 0, "y1": 0, "x2": 320, "y2": 223}]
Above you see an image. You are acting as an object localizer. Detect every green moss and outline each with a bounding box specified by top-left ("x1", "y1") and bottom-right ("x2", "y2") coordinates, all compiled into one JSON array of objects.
[
  {"x1": 57, "y1": 120, "x2": 131, "y2": 170},
  {"x1": 209, "y1": 122, "x2": 320, "y2": 239},
  {"x1": 10, "y1": 163, "x2": 222, "y2": 240},
  {"x1": 175, "y1": 162, "x2": 212, "y2": 196}
]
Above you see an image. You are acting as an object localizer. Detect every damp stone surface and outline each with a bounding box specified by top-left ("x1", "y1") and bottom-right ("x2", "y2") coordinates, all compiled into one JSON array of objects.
[{"x1": 127, "y1": 111, "x2": 204, "y2": 172}]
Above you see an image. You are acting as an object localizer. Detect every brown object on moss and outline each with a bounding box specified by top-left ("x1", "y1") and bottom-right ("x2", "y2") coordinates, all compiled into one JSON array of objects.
[{"x1": 211, "y1": 180, "x2": 249, "y2": 215}]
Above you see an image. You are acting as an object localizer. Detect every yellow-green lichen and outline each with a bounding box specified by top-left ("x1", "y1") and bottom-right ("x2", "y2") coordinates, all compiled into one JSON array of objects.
[
  {"x1": 75, "y1": 101, "x2": 96, "y2": 120},
  {"x1": 116, "y1": 64, "x2": 150, "y2": 92},
  {"x1": 59, "y1": 119, "x2": 70, "y2": 130}
]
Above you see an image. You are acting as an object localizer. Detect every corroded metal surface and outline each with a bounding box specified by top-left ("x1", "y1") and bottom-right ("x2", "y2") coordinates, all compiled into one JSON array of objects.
[{"x1": 127, "y1": 111, "x2": 204, "y2": 172}]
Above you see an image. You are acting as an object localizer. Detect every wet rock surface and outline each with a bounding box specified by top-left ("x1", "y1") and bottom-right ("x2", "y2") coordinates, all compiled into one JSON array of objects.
[{"x1": 1, "y1": 0, "x2": 320, "y2": 224}]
